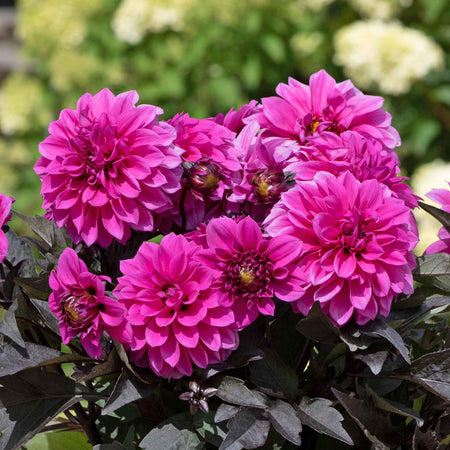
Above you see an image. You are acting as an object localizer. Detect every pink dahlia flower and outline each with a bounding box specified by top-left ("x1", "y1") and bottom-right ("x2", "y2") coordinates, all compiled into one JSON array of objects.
[
  {"x1": 215, "y1": 100, "x2": 261, "y2": 133},
  {"x1": 49, "y1": 248, "x2": 131, "y2": 359},
  {"x1": 424, "y1": 182, "x2": 450, "y2": 254},
  {"x1": 294, "y1": 131, "x2": 418, "y2": 208},
  {"x1": 34, "y1": 88, "x2": 183, "y2": 247},
  {"x1": 194, "y1": 216, "x2": 305, "y2": 329},
  {"x1": 0, "y1": 193, "x2": 14, "y2": 263},
  {"x1": 114, "y1": 233, "x2": 239, "y2": 378},
  {"x1": 162, "y1": 113, "x2": 242, "y2": 231},
  {"x1": 264, "y1": 171, "x2": 418, "y2": 326},
  {"x1": 252, "y1": 69, "x2": 400, "y2": 152},
  {"x1": 227, "y1": 122, "x2": 297, "y2": 222}
]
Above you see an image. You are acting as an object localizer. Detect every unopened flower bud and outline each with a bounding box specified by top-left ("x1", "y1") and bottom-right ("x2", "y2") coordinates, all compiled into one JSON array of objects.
[
  {"x1": 252, "y1": 170, "x2": 287, "y2": 202},
  {"x1": 189, "y1": 162, "x2": 220, "y2": 194},
  {"x1": 179, "y1": 381, "x2": 217, "y2": 415}
]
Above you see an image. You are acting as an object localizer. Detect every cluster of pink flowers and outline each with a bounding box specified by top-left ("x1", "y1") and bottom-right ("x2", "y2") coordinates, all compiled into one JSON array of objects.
[{"x1": 34, "y1": 69, "x2": 448, "y2": 378}]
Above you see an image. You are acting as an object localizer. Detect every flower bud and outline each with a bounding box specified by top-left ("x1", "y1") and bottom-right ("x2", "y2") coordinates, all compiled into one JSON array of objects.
[
  {"x1": 251, "y1": 170, "x2": 287, "y2": 202},
  {"x1": 188, "y1": 162, "x2": 220, "y2": 194},
  {"x1": 179, "y1": 381, "x2": 217, "y2": 415}
]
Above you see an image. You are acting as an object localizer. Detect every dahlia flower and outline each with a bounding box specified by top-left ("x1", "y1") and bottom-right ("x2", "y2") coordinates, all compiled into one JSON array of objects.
[
  {"x1": 295, "y1": 131, "x2": 417, "y2": 208},
  {"x1": 0, "y1": 193, "x2": 14, "y2": 263},
  {"x1": 34, "y1": 88, "x2": 183, "y2": 247},
  {"x1": 49, "y1": 248, "x2": 131, "y2": 359},
  {"x1": 228, "y1": 122, "x2": 297, "y2": 222},
  {"x1": 194, "y1": 216, "x2": 305, "y2": 329},
  {"x1": 215, "y1": 100, "x2": 261, "y2": 133},
  {"x1": 163, "y1": 113, "x2": 241, "y2": 230},
  {"x1": 264, "y1": 171, "x2": 418, "y2": 326},
  {"x1": 251, "y1": 69, "x2": 400, "y2": 152},
  {"x1": 114, "y1": 233, "x2": 239, "y2": 378},
  {"x1": 425, "y1": 182, "x2": 450, "y2": 255}
]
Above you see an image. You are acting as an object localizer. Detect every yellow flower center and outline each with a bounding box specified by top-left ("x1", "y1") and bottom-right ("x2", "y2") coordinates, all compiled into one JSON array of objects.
[
  {"x1": 239, "y1": 268, "x2": 256, "y2": 288},
  {"x1": 309, "y1": 120, "x2": 320, "y2": 133}
]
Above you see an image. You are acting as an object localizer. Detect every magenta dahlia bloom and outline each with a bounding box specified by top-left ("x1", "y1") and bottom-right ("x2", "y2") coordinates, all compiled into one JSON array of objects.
[
  {"x1": 264, "y1": 171, "x2": 418, "y2": 326},
  {"x1": 215, "y1": 100, "x2": 261, "y2": 133},
  {"x1": 227, "y1": 122, "x2": 297, "y2": 222},
  {"x1": 425, "y1": 182, "x2": 450, "y2": 254},
  {"x1": 0, "y1": 193, "x2": 14, "y2": 263},
  {"x1": 162, "y1": 113, "x2": 242, "y2": 230},
  {"x1": 252, "y1": 69, "x2": 400, "y2": 152},
  {"x1": 294, "y1": 131, "x2": 418, "y2": 208},
  {"x1": 114, "y1": 234, "x2": 239, "y2": 378},
  {"x1": 194, "y1": 216, "x2": 305, "y2": 329},
  {"x1": 49, "y1": 248, "x2": 131, "y2": 359},
  {"x1": 34, "y1": 88, "x2": 183, "y2": 247}
]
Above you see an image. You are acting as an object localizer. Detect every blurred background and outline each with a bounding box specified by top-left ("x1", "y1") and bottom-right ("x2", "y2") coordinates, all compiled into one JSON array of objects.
[{"x1": 0, "y1": 0, "x2": 448, "y2": 252}]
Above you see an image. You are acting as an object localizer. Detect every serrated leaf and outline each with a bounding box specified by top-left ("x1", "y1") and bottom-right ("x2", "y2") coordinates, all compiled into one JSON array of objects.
[
  {"x1": 418, "y1": 201, "x2": 450, "y2": 230},
  {"x1": 0, "y1": 368, "x2": 99, "y2": 450},
  {"x1": 366, "y1": 386, "x2": 423, "y2": 426},
  {"x1": 360, "y1": 318, "x2": 411, "y2": 364},
  {"x1": 395, "y1": 349, "x2": 450, "y2": 401},
  {"x1": 140, "y1": 421, "x2": 201, "y2": 450},
  {"x1": 249, "y1": 348, "x2": 298, "y2": 400},
  {"x1": 332, "y1": 388, "x2": 399, "y2": 449},
  {"x1": 297, "y1": 397, "x2": 353, "y2": 445},
  {"x1": 0, "y1": 342, "x2": 89, "y2": 376},
  {"x1": 220, "y1": 408, "x2": 270, "y2": 450},
  {"x1": 215, "y1": 404, "x2": 240, "y2": 423},
  {"x1": 102, "y1": 369, "x2": 157, "y2": 415},
  {"x1": 267, "y1": 400, "x2": 302, "y2": 446},
  {"x1": 215, "y1": 376, "x2": 267, "y2": 409},
  {"x1": 414, "y1": 253, "x2": 450, "y2": 292},
  {"x1": 0, "y1": 299, "x2": 25, "y2": 347}
]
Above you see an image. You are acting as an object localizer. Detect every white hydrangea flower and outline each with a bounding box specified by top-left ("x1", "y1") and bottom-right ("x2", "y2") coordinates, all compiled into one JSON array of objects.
[
  {"x1": 348, "y1": 0, "x2": 412, "y2": 19},
  {"x1": 0, "y1": 73, "x2": 50, "y2": 136},
  {"x1": 17, "y1": 0, "x2": 102, "y2": 56},
  {"x1": 112, "y1": 0, "x2": 192, "y2": 44},
  {"x1": 411, "y1": 160, "x2": 450, "y2": 255},
  {"x1": 334, "y1": 21, "x2": 444, "y2": 95}
]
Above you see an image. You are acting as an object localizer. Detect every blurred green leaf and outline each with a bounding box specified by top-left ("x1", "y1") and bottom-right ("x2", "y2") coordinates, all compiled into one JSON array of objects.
[
  {"x1": 409, "y1": 119, "x2": 441, "y2": 157},
  {"x1": 26, "y1": 431, "x2": 91, "y2": 450},
  {"x1": 261, "y1": 34, "x2": 286, "y2": 64}
]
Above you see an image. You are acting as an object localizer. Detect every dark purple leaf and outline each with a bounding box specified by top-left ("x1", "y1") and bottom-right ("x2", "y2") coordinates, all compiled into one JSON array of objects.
[
  {"x1": 0, "y1": 299, "x2": 25, "y2": 347},
  {"x1": 220, "y1": 408, "x2": 270, "y2": 450},
  {"x1": 297, "y1": 397, "x2": 353, "y2": 445},
  {"x1": 102, "y1": 369, "x2": 157, "y2": 415},
  {"x1": 267, "y1": 399, "x2": 302, "y2": 446}
]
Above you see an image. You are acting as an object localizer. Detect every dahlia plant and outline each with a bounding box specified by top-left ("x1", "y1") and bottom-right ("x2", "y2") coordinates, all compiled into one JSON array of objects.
[{"x1": 0, "y1": 70, "x2": 449, "y2": 450}]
